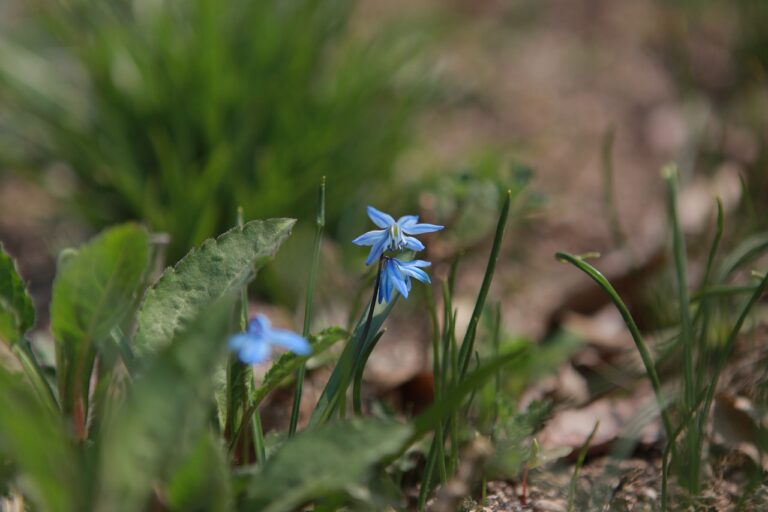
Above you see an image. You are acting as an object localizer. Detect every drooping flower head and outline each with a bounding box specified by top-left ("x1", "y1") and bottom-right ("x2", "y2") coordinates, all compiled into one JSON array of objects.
[
  {"x1": 378, "y1": 257, "x2": 432, "y2": 304},
  {"x1": 352, "y1": 206, "x2": 443, "y2": 265},
  {"x1": 228, "y1": 314, "x2": 311, "y2": 364}
]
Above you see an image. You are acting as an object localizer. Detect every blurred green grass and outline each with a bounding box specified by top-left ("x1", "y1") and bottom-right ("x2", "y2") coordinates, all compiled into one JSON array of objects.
[{"x1": 0, "y1": 0, "x2": 429, "y2": 261}]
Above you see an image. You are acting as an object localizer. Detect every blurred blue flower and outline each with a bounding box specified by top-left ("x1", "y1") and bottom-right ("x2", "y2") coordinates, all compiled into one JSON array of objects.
[
  {"x1": 378, "y1": 257, "x2": 432, "y2": 303},
  {"x1": 228, "y1": 314, "x2": 311, "y2": 364},
  {"x1": 352, "y1": 206, "x2": 443, "y2": 265}
]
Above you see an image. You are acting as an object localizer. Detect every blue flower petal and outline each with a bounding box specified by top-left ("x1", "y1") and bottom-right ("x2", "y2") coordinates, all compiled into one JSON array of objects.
[
  {"x1": 402, "y1": 266, "x2": 431, "y2": 284},
  {"x1": 402, "y1": 236, "x2": 425, "y2": 252},
  {"x1": 228, "y1": 333, "x2": 253, "y2": 351},
  {"x1": 379, "y1": 260, "x2": 395, "y2": 303},
  {"x1": 396, "y1": 215, "x2": 419, "y2": 227},
  {"x1": 352, "y1": 229, "x2": 386, "y2": 246},
  {"x1": 269, "y1": 329, "x2": 312, "y2": 355},
  {"x1": 238, "y1": 339, "x2": 272, "y2": 364},
  {"x1": 248, "y1": 314, "x2": 271, "y2": 336},
  {"x1": 398, "y1": 259, "x2": 431, "y2": 284},
  {"x1": 365, "y1": 234, "x2": 390, "y2": 265},
  {"x1": 367, "y1": 206, "x2": 396, "y2": 229},
  {"x1": 401, "y1": 222, "x2": 444, "y2": 235},
  {"x1": 392, "y1": 269, "x2": 410, "y2": 298}
]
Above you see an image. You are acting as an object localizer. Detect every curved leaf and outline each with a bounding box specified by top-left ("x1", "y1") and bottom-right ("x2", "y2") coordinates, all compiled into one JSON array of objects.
[{"x1": 133, "y1": 218, "x2": 295, "y2": 355}]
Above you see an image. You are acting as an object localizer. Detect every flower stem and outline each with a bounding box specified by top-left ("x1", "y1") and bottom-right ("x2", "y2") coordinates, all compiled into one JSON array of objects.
[
  {"x1": 329, "y1": 255, "x2": 384, "y2": 419},
  {"x1": 359, "y1": 256, "x2": 385, "y2": 353}
]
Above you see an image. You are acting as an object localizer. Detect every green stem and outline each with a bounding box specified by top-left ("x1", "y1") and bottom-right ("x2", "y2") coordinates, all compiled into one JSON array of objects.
[
  {"x1": 289, "y1": 177, "x2": 325, "y2": 436},
  {"x1": 326, "y1": 255, "x2": 384, "y2": 420},
  {"x1": 12, "y1": 341, "x2": 58, "y2": 415},
  {"x1": 252, "y1": 412, "x2": 266, "y2": 465}
]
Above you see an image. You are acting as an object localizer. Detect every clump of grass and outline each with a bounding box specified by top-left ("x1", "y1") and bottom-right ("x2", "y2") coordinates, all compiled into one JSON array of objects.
[
  {"x1": 0, "y1": 0, "x2": 428, "y2": 261},
  {"x1": 558, "y1": 164, "x2": 768, "y2": 508}
]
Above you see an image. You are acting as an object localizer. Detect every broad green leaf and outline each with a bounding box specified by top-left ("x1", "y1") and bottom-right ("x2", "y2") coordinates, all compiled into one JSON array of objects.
[
  {"x1": 95, "y1": 298, "x2": 235, "y2": 512},
  {"x1": 166, "y1": 433, "x2": 233, "y2": 512},
  {"x1": 0, "y1": 245, "x2": 35, "y2": 344},
  {"x1": 133, "y1": 218, "x2": 295, "y2": 355},
  {"x1": 0, "y1": 367, "x2": 83, "y2": 512},
  {"x1": 50, "y1": 224, "x2": 150, "y2": 426},
  {"x1": 241, "y1": 419, "x2": 412, "y2": 512}
]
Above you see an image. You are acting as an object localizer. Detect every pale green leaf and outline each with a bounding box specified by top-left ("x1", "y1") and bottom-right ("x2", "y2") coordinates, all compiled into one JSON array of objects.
[
  {"x1": 50, "y1": 224, "x2": 150, "y2": 417},
  {"x1": 133, "y1": 218, "x2": 295, "y2": 355}
]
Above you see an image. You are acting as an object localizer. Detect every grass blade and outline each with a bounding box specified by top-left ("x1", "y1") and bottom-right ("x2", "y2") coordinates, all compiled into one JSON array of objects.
[
  {"x1": 567, "y1": 421, "x2": 599, "y2": 512},
  {"x1": 555, "y1": 252, "x2": 672, "y2": 437},
  {"x1": 290, "y1": 177, "x2": 325, "y2": 436},
  {"x1": 458, "y1": 190, "x2": 511, "y2": 378}
]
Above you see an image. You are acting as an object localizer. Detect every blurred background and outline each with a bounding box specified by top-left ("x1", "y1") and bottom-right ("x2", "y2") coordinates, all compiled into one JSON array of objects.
[
  {"x1": 4, "y1": 1, "x2": 768, "y2": 506},
  {"x1": 1, "y1": 0, "x2": 767, "y2": 411}
]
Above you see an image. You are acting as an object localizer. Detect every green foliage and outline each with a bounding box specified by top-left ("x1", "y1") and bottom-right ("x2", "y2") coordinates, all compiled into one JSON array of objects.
[
  {"x1": 0, "y1": 367, "x2": 84, "y2": 512},
  {"x1": 166, "y1": 433, "x2": 233, "y2": 512},
  {"x1": 309, "y1": 293, "x2": 399, "y2": 426},
  {"x1": 134, "y1": 219, "x2": 295, "y2": 356},
  {"x1": 252, "y1": 327, "x2": 347, "y2": 406},
  {"x1": 96, "y1": 298, "x2": 235, "y2": 512},
  {"x1": 558, "y1": 167, "x2": 768, "y2": 505},
  {"x1": 50, "y1": 223, "x2": 150, "y2": 431},
  {"x1": 240, "y1": 419, "x2": 412, "y2": 512},
  {"x1": 0, "y1": 0, "x2": 425, "y2": 260},
  {"x1": 0, "y1": 244, "x2": 35, "y2": 345},
  {"x1": 488, "y1": 400, "x2": 552, "y2": 477}
]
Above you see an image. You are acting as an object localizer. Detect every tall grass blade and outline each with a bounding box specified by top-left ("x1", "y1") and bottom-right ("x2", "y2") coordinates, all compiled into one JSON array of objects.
[
  {"x1": 663, "y1": 165, "x2": 699, "y2": 491},
  {"x1": 458, "y1": 190, "x2": 511, "y2": 378},
  {"x1": 290, "y1": 177, "x2": 326, "y2": 436},
  {"x1": 555, "y1": 252, "x2": 672, "y2": 437},
  {"x1": 567, "y1": 421, "x2": 599, "y2": 512}
]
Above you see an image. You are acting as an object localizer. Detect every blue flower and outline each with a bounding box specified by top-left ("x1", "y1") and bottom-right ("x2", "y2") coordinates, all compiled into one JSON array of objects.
[
  {"x1": 378, "y1": 257, "x2": 432, "y2": 303},
  {"x1": 228, "y1": 314, "x2": 311, "y2": 364},
  {"x1": 352, "y1": 206, "x2": 443, "y2": 265}
]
